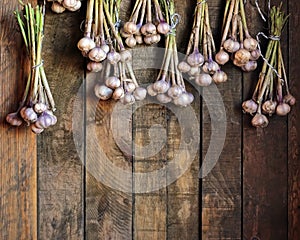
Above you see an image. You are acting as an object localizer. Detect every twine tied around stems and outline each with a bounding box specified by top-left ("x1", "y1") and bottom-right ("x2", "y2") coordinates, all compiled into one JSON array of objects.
[
  {"x1": 166, "y1": 13, "x2": 181, "y2": 36},
  {"x1": 32, "y1": 60, "x2": 44, "y2": 69},
  {"x1": 256, "y1": 32, "x2": 283, "y2": 82}
]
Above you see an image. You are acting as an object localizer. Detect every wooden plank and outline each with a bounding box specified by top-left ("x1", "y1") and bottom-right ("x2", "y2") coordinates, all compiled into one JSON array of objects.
[
  {"x1": 243, "y1": 1, "x2": 288, "y2": 239},
  {"x1": 37, "y1": 6, "x2": 85, "y2": 240},
  {"x1": 202, "y1": 0, "x2": 242, "y2": 239},
  {"x1": 84, "y1": 0, "x2": 134, "y2": 238},
  {"x1": 0, "y1": 1, "x2": 37, "y2": 240},
  {"x1": 165, "y1": 1, "x2": 201, "y2": 239},
  {"x1": 288, "y1": 0, "x2": 300, "y2": 239}
]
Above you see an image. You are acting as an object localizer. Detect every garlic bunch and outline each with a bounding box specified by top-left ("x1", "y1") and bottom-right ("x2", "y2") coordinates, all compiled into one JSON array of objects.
[
  {"x1": 6, "y1": 3, "x2": 57, "y2": 134},
  {"x1": 94, "y1": 60, "x2": 147, "y2": 104},
  {"x1": 121, "y1": 0, "x2": 170, "y2": 47},
  {"x1": 242, "y1": 4, "x2": 295, "y2": 128},
  {"x1": 215, "y1": 0, "x2": 259, "y2": 71},
  {"x1": 147, "y1": 0, "x2": 193, "y2": 107},
  {"x1": 48, "y1": 0, "x2": 81, "y2": 13},
  {"x1": 178, "y1": 0, "x2": 227, "y2": 86}
]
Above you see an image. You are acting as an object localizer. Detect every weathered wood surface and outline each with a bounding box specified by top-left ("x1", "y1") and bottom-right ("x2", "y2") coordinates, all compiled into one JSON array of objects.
[
  {"x1": 288, "y1": 1, "x2": 300, "y2": 239},
  {"x1": 0, "y1": 1, "x2": 37, "y2": 240},
  {"x1": 0, "y1": 0, "x2": 299, "y2": 239},
  {"x1": 37, "y1": 6, "x2": 85, "y2": 240}
]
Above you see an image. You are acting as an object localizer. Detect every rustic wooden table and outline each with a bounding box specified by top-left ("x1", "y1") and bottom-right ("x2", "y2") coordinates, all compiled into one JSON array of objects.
[{"x1": 0, "y1": 0, "x2": 299, "y2": 239}]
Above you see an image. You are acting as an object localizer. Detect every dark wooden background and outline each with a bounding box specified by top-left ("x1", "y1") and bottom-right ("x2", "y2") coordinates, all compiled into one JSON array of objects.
[{"x1": 1, "y1": 0, "x2": 299, "y2": 239}]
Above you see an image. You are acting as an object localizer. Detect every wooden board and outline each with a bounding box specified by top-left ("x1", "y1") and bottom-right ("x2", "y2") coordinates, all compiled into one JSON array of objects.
[
  {"x1": 243, "y1": 1, "x2": 288, "y2": 239},
  {"x1": 37, "y1": 6, "x2": 85, "y2": 240},
  {"x1": 202, "y1": 0, "x2": 242, "y2": 239},
  {"x1": 288, "y1": 1, "x2": 300, "y2": 239},
  {"x1": 0, "y1": 1, "x2": 37, "y2": 240}
]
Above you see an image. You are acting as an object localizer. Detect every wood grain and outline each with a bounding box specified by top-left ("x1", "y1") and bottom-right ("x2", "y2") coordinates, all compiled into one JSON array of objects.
[
  {"x1": 0, "y1": 1, "x2": 37, "y2": 240},
  {"x1": 201, "y1": 0, "x2": 242, "y2": 239},
  {"x1": 288, "y1": 0, "x2": 300, "y2": 239},
  {"x1": 243, "y1": 1, "x2": 288, "y2": 239},
  {"x1": 37, "y1": 5, "x2": 85, "y2": 240}
]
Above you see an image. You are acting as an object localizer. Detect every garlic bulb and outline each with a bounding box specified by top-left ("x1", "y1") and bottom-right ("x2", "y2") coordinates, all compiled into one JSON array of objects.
[
  {"x1": 174, "y1": 92, "x2": 193, "y2": 107},
  {"x1": 250, "y1": 49, "x2": 261, "y2": 61},
  {"x1": 87, "y1": 61, "x2": 103, "y2": 72},
  {"x1": 241, "y1": 60, "x2": 257, "y2": 72},
  {"x1": 35, "y1": 113, "x2": 54, "y2": 129},
  {"x1": 126, "y1": 82, "x2": 136, "y2": 93},
  {"x1": 77, "y1": 37, "x2": 96, "y2": 53},
  {"x1": 276, "y1": 103, "x2": 291, "y2": 116},
  {"x1": 242, "y1": 99, "x2": 258, "y2": 115},
  {"x1": 195, "y1": 73, "x2": 212, "y2": 87},
  {"x1": 188, "y1": 66, "x2": 200, "y2": 76},
  {"x1": 202, "y1": 60, "x2": 219, "y2": 74},
  {"x1": 88, "y1": 47, "x2": 107, "y2": 62},
  {"x1": 22, "y1": 107, "x2": 38, "y2": 123},
  {"x1": 251, "y1": 113, "x2": 269, "y2": 128},
  {"x1": 156, "y1": 93, "x2": 172, "y2": 103},
  {"x1": 262, "y1": 100, "x2": 277, "y2": 115},
  {"x1": 141, "y1": 22, "x2": 157, "y2": 36},
  {"x1": 31, "y1": 124, "x2": 44, "y2": 134},
  {"x1": 147, "y1": 84, "x2": 157, "y2": 96},
  {"x1": 112, "y1": 87, "x2": 125, "y2": 100},
  {"x1": 187, "y1": 51, "x2": 204, "y2": 67},
  {"x1": 157, "y1": 22, "x2": 170, "y2": 35},
  {"x1": 94, "y1": 84, "x2": 113, "y2": 100},
  {"x1": 34, "y1": 103, "x2": 48, "y2": 113},
  {"x1": 6, "y1": 112, "x2": 23, "y2": 126},
  {"x1": 215, "y1": 49, "x2": 230, "y2": 65},
  {"x1": 107, "y1": 51, "x2": 121, "y2": 64},
  {"x1": 283, "y1": 94, "x2": 296, "y2": 106},
  {"x1": 105, "y1": 76, "x2": 121, "y2": 89},
  {"x1": 133, "y1": 87, "x2": 147, "y2": 101},
  {"x1": 234, "y1": 48, "x2": 251, "y2": 65},
  {"x1": 167, "y1": 85, "x2": 183, "y2": 99},
  {"x1": 120, "y1": 50, "x2": 132, "y2": 62},
  {"x1": 243, "y1": 37, "x2": 258, "y2": 51},
  {"x1": 123, "y1": 22, "x2": 138, "y2": 34},
  {"x1": 125, "y1": 36, "x2": 137, "y2": 48},
  {"x1": 101, "y1": 44, "x2": 110, "y2": 54},
  {"x1": 123, "y1": 93, "x2": 136, "y2": 105},
  {"x1": 223, "y1": 39, "x2": 240, "y2": 53},
  {"x1": 51, "y1": 2, "x2": 66, "y2": 13},
  {"x1": 212, "y1": 70, "x2": 228, "y2": 84},
  {"x1": 153, "y1": 80, "x2": 169, "y2": 93},
  {"x1": 177, "y1": 61, "x2": 191, "y2": 73}
]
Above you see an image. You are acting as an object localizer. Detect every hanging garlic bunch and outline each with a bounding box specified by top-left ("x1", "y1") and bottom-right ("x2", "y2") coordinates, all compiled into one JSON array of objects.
[
  {"x1": 147, "y1": 0, "x2": 193, "y2": 107},
  {"x1": 6, "y1": 3, "x2": 57, "y2": 134},
  {"x1": 47, "y1": 0, "x2": 82, "y2": 13},
  {"x1": 178, "y1": 0, "x2": 227, "y2": 86},
  {"x1": 82, "y1": 0, "x2": 146, "y2": 104},
  {"x1": 242, "y1": 4, "x2": 295, "y2": 128},
  {"x1": 215, "y1": 0, "x2": 259, "y2": 72},
  {"x1": 121, "y1": 0, "x2": 170, "y2": 47}
]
